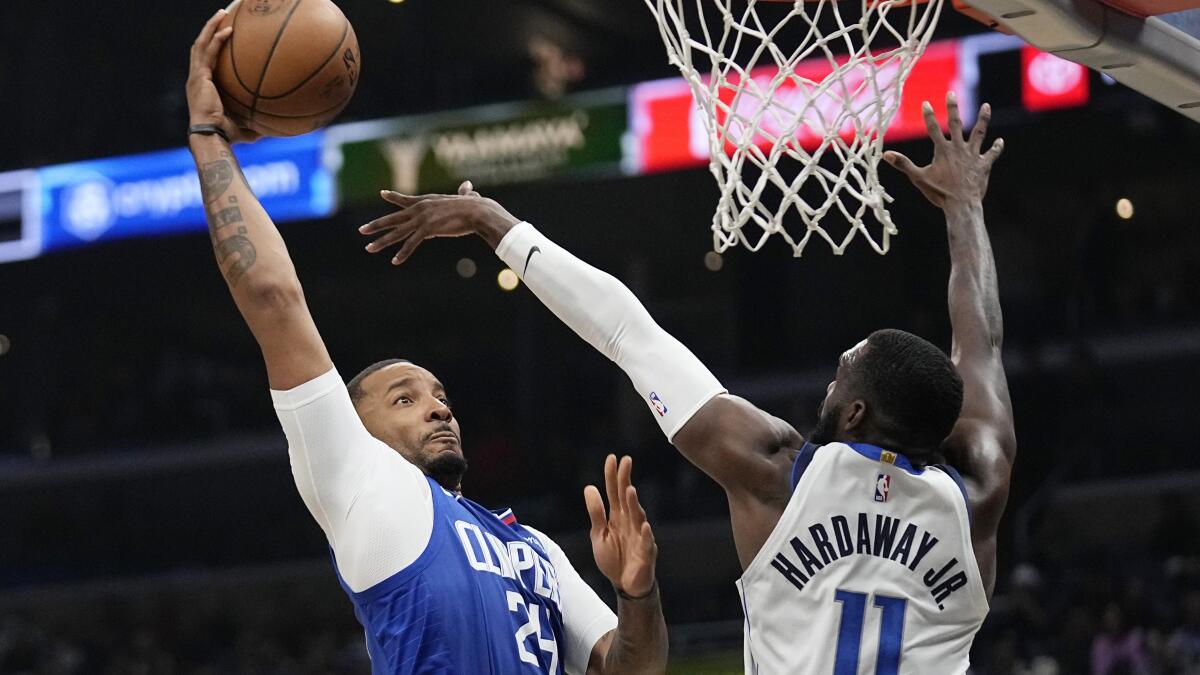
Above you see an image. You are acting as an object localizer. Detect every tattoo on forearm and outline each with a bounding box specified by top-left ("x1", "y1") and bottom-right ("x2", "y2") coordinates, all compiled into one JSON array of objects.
[
  {"x1": 200, "y1": 160, "x2": 235, "y2": 204},
  {"x1": 214, "y1": 228, "x2": 258, "y2": 287},
  {"x1": 210, "y1": 206, "x2": 244, "y2": 230},
  {"x1": 197, "y1": 151, "x2": 260, "y2": 286}
]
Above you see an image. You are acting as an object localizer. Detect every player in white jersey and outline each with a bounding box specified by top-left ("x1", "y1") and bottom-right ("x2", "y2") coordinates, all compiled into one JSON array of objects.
[
  {"x1": 185, "y1": 9, "x2": 668, "y2": 673},
  {"x1": 361, "y1": 93, "x2": 1014, "y2": 674}
]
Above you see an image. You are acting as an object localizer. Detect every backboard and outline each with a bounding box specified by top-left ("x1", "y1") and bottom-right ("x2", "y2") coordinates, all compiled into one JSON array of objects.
[{"x1": 961, "y1": 0, "x2": 1200, "y2": 121}]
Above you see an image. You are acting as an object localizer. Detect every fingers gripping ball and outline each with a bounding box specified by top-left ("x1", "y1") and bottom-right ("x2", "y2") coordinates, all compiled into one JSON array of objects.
[{"x1": 214, "y1": 0, "x2": 360, "y2": 137}]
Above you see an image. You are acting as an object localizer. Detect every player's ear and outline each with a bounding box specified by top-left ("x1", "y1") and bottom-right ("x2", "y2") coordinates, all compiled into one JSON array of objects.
[{"x1": 843, "y1": 400, "x2": 867, "y2": 431}]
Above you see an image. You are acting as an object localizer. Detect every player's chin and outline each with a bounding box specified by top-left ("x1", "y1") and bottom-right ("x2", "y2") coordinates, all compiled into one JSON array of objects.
[
  {"x1": 424, "y1": 437, "x2": 463, "y2": 457},
  {"x1": 423, "y1": 446, "x2": 470, "y2": 483}
]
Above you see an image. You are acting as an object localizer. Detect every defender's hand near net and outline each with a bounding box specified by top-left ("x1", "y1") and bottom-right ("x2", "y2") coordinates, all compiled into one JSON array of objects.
[
  {"x1": 186, "y1": 1, "x2": 260, "y2": 144},
  {"x1": 584, "y1": 455, "x2": 658, "y2": 599},
  {"x1": 360, "y1": 182, "x2": 521, "y2": 264},
  {"x1": 883, "y1": 92, "x2": 1003, "y2": 208}
]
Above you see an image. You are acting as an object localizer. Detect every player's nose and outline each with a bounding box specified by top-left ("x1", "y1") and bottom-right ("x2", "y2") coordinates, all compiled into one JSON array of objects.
[{"x1": 426, "y1": 398, "x2": 453, "y2": 423}]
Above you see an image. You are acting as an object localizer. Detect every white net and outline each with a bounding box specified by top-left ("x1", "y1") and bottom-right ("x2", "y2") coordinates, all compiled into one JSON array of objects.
[{"x1": 643, "y1": 0, "x2": 946, "y2": 256}]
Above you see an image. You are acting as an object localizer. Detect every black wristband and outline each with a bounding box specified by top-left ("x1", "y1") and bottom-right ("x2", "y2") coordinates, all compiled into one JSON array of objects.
[
  {"x1": 188, "y1": 124, "x2": 230, "y2": 143},
  {"x1": 615, "y1": 580, "x2": 658, "y2": 602}
]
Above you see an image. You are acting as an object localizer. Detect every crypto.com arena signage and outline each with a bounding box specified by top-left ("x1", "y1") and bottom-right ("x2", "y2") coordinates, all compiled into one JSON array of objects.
[{"x1": 37, "y1": 132, "x2": 334, "y2": 253}]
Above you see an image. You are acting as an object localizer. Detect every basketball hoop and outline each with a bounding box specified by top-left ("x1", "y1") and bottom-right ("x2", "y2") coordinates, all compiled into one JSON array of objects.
[{"x1": 642, "y1": 0, "x2": 947, "y2": 256}]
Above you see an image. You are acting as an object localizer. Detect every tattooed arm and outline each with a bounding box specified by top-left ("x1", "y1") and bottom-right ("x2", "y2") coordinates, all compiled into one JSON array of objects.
[{"x1": 187, "y1": 5, "x2": 331, "y2": 389}]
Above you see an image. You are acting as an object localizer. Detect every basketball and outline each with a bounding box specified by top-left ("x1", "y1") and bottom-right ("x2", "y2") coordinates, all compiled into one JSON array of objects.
[{"x1": 214, "y1": 0, "x2": 360, "y2": 138}]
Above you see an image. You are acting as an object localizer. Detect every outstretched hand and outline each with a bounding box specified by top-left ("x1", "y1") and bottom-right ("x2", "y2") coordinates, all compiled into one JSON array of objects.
[
  {"x1": 359, "y1": 181, "x2": 521, "y2": 265},
  {"x1": 883, "y1": 92, "x2": 1003, "y2": 209},
  {"x1": 186, "y1": 1, "x2": 260, "y2": 144},
  {"x1": 585, "y1": 455, "x2": 658, "y2": 598}
]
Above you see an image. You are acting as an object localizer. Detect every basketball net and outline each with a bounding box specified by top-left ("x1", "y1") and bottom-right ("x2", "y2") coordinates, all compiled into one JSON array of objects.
[{"x1": 643, "y1": 0, "x2": 946, "y2": 256}]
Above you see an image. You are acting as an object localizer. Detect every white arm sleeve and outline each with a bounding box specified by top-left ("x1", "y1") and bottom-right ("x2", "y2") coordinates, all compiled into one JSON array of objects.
[
  {"x1": 526, "y1": 527, "x2": 617, "y2": 675},
  {"x1": 496, "y1": 222, "x2": 726, "y2": 440},
  {"x1": 272, "y1": 368, "x2": 434, "y2": 592}
]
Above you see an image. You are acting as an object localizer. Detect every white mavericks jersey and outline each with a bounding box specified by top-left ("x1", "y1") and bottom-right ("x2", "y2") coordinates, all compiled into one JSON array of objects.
[{"x1": 736, "y1": 442, "x2": 989, "y2": 675}]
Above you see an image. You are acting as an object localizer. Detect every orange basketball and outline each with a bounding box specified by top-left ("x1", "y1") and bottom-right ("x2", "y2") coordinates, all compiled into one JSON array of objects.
[{"x1": 214, "y1": 0, "x2": 360, "y2": 138}]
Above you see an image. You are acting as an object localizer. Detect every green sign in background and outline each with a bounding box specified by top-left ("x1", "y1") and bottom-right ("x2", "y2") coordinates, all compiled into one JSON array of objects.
[{"x1": 337, "y1": 89, "x2": 628, "y2": 204}]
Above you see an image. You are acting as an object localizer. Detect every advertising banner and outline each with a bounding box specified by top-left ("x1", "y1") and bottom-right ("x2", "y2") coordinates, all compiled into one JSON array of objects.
[
  {"x1": 336, "y1": 90, "x2": 627, "y2": 204},
  {"x1": 0, "y1": 170, "x2": 40, "y2": 264},
  {"x1": 1022, "y1": 46, "x2": 1091, "y2": 112},
  {"x1": 38, "y1": 132, "x2": 334, "y2": 252},
  {"x1": 628, "y1": 40, "x2": 965, "y2": 174}
]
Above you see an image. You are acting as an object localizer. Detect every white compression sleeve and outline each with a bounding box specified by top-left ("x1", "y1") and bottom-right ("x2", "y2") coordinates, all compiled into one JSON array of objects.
[
  {"x1": 525, "y1": 526, "x2": 617, "y2": 675},
  {"x1": 496, "y1": 222, "x2": 726, "y2": 440},
  {"x1": 272, "y1": 368, "x2": 434, "y2": 592}
]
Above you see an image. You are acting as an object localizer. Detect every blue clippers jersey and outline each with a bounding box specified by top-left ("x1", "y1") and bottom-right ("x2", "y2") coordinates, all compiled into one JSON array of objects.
[{"x1": 333, "y1": 477, "x2": 567, "y2": 675}]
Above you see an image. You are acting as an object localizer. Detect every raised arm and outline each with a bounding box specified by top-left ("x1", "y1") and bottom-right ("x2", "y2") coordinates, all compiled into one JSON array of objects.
[
  {"x1": 884, "y1": 93, "x2": 1015, "y2": 594},
  {"x1": 186, "y1": 4, "x2": 331, "y2": 390},
  {"x1": 582, "y1": 455, "x2": 667, "y2": 675},
  {"x1": 187, "y1": 10, "x2": 436, "y2": 595},
  {"x1": 357, "y1": 189, "x2": 802, "y2": 523}
]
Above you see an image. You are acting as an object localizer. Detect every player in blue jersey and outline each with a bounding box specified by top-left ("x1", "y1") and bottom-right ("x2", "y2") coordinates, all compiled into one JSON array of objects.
[
  {"x1": 362, "y1": 95, "x2": 1014, "y2": 673},
  {"x1": 186, "y1": 9, "x2": 668, "y2": 674}
]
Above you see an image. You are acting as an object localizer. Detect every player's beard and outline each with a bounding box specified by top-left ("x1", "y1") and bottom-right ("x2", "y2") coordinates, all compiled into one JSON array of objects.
[
  {"x1": 808, "y1": 401, "x2": 842, "y2": 446},
  {"x1": 424, "y1": 448, "x2": 469, "y2": 492},
  {"x1": 413, "y1": 424, "x2": 469, "y2": 491}
]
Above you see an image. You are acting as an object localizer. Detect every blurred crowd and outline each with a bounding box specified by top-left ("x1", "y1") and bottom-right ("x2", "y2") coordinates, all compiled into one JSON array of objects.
[
  {"x1": 0, "y1": 613, "x2": 368, "y2": 675},
  {"x1": 0, "y1": 580, "x2": 370, "y2": 675},
  {"x1": 974, "y1": 556, "x2": 1200, "y2": 675},
  {"x1": 7, "y1": 557, "x2": 1200, "y2": 674}
]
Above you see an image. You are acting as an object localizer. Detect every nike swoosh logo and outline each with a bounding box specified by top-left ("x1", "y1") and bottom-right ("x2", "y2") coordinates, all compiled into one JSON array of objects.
[{"x1": 523, "y1": 246, "x2": 541, "y2": 274}]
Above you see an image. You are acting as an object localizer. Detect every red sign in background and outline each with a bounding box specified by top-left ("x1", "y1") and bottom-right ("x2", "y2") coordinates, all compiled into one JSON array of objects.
[
  {"x1": 629, "y1": 40, "x2": 963, "y2": 174},
  {"x1": 628, "y1": 37, "x2": 1097, "y2": 175},
  {"x1": 1022, "y1": 46, "x2": 1090, "y2": 112}
]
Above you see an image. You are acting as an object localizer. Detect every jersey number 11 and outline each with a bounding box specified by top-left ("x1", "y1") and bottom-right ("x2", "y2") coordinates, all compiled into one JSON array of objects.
[{"x1": 833, "y1": 589, "x2": 907, "y2": 675}]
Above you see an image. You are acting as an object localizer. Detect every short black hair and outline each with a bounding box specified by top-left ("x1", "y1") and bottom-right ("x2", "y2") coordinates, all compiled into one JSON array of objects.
[
  {"x1": 347, "y1": 358, "x2": 411, "y2": 405},
  {"x1": 850, "y1": 329, "x2": 963, "y2": 452}
]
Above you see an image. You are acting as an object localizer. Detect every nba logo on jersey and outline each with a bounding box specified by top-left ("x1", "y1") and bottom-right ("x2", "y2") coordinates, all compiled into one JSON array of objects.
[
  {"x1": 648, "y1": 392, "x2": 668, "y2": 417},
  {"x1": 875, "y1": 474, "x2": 891, "y2": 502}
]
